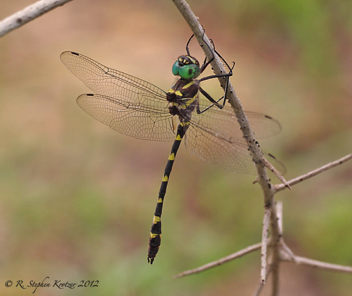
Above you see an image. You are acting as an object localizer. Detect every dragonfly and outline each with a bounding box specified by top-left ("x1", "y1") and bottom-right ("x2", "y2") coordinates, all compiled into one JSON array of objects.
[{"x1": 60, "y1": 35, "x2": 284, "y2": 264}]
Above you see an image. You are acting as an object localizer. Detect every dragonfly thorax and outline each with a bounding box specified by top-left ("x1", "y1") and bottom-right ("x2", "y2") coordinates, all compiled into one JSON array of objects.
[
  {"x1": 167, "y1": 78, "x2": 199, "y2": 123},
  {"x1": 172, "y1": 55, "x2": 200, "y2": 79}
]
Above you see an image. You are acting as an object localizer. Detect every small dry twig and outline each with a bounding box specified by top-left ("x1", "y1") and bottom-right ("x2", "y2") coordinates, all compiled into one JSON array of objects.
[
  {"x1": 261, "y1": 208, "x2": 271, "y2": 283},
  {"x1": 253, "y1": 265, "x2": 272, "y2": 296},
  {"x1": 273, "y1": 153, "x2": 352, "y2": 193},
  {"x1": 286, "y1": 255, "x2": 352, "y2": 274},
  {"x1": 0, "y1": 0, "x2": 72, "y2": 38},
  {"x1": 174, "y1": 243, "x2": 262, "y2": 279},
  {"x1": 276, "y1": 201, "x2": 283, "y2": 235}
]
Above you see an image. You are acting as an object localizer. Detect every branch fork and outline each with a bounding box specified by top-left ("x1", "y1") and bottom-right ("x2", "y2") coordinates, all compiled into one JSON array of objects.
[{"x1": 172, "y1": 1, "x2": 352, "y2": 295}]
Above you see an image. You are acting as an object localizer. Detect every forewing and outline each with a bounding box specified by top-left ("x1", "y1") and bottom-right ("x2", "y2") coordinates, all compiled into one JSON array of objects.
[
  {"x1": 60, "y1": 51, "x2": 169, "y2": 109},
  {"x1": 61, "y1": 51, "x2": 175, "y2": 141}
]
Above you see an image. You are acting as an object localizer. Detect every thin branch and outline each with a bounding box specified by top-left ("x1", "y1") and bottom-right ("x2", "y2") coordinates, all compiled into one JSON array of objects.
[
  {"x1": 171, "y1": 0, "x2": 287, "y2": 187},
  {"x1": 279, "y1": 241, "x2": 297, "y2": 263},
  {"x1": 254, "y1": 265, "x2": 272, "y2": 296},
  {"x1": 0, "y1": 0, "x2": 72, "y2": 38},
  {"x1": 275, "y1": 202, "x2": 298, "y2": 263},
  {"x1": 268, "y1": 200, "x2": 282, "y2": 294},
  {"x1": 287, "y1": 255, "x2": 352, "y2": 274},
  {"x1": 273, "y1": 153, "x2": 352, "y2": 193},
  {"x1": 261, "y1": 208, "x2": 271, "y2": 284},
  {"x1": 276, "y1": 201, "x2": 283, "y2": 236},
  {"x1": 253, "y1": 280, "x2": 265, "y2": 296},
  {"x1": 172, "y1": 3, "x2": 285, "y2": 294},
  {"x1": 271, "y1": 261, "x2": 280, "y2": 296},
  {"x1": 263, "y1": 158, "x2": 291, "y2": 189},
  {"x1": 174, "y1": 243, "x2": 262, "y2": 278}
]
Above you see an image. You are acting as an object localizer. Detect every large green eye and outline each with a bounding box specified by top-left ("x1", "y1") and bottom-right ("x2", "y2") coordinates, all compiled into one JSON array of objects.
[
  {"x1": 178, "y1": 64, "x2": 200, "y2": 79},
  {"x1": 172, "y1": 61, "x2": 180, "y2": 76}
]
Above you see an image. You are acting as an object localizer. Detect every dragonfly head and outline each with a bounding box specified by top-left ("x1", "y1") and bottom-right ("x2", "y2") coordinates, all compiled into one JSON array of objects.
[{"x1": 172, "y1": 55, "x2": 200, "y2": 79}]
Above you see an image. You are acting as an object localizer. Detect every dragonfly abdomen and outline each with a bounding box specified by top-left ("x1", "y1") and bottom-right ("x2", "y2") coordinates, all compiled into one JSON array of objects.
[{"x1": 148, "y1": 122, "x2": 189, "y2": 264}]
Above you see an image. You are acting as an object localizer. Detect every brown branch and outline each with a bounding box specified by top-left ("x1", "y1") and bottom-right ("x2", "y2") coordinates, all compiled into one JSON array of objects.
[
  {"x1": 172, "y1": 2, "x2": 286, "y2": 293},
  {"x1": 276, "y1": 201, "x2": 283, "y2": 236},
  {"x1": 273, "y1": 153, "x2": 352, "y2": 193},
  {"x1": 254, "y1": 265, "x2": 272, "y2": 296},
  {"x1": 171, "y1": 0, "x2": 287, "y2": 185},
  {"x1": 286, "y1": 255, "x2": 352, "y2": 274},
  {"x1": 174, "y1": 243, "x2": 262, "y2": 278},
  {"x1": 263, "y1": 158, "x2": 291, "y2": 189},
  {"x1": 261, "y1": 208, "x2": 271, "y2": 283},
  {"x1": 279, "y1": 241, "x2": 297, "y2": 263},
  {"x1": 271, "y1": 260, "x2": 280, "y2": 296},
  {"x1": 0, "y1": 0, "x2": 73, "y2": 38}
]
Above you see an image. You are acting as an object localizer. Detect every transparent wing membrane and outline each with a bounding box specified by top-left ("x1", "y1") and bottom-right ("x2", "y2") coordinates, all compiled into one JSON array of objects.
[
  {"x1": 77, "y1": 94, "x2": 175, "y2": 141},
  {"x1": 61, "y1": 51, "x2": 175, "y2": 142},
  {"x1": 61, "y1": 51, "x2": 284, "y2": 174}
]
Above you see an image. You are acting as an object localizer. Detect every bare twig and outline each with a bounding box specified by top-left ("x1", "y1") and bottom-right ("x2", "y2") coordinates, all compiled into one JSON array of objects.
[
  {"x1": 271, "y1": 261, "x2": 280, "y2": 296},
  {"x1": 279, "y1": 241, "x2": 297, "y2": 263},
  {"x1": 254, "y1": 265, "x2": 272, "y2": 296},
  {"x1": 287, "y1": 256, "x2": 352, "y2": 274},
  {"x1": 0, "y1": 0, "x2": 72, "y2": 38},
  {"x1": 263, "y1": 158, "x2": 291, "y2": 189},
  {"x1": 269, "y1": 219, "x2": 281, "y2": 294},
  {"x1": 275, "y1": 202, "x2": 298, "y2": 263},
  {"x1": 172, "y1": 1, "x2": 286, "y2": 292},
  {"x1": 276, "y1": 201, "x2": 283, "y2": 236},
  {"x1": 174, "y1": 243, "x2": 262, "y2": 278},
  {"x1": 171, "y1": 0, "x2": 287, "y2": 186},
  {"x1": 273, "y1": 153, "x2": 352, "y2": 193},
  {"x1": 171, "y1": 2, "x2": 352, "y2": 295},
  {"x1": 261, "y1": 208, "x2": 271, "y2": 283}
]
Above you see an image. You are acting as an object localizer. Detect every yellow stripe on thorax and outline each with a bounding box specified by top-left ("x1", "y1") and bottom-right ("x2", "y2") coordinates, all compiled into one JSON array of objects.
[
  {"x1": 185, "y1": 97, "x2": 196, "y2": 107},
  {"x1": 175, "y1": 90, "x2": 183, "y2": 97},
  {"x1": 182, "y1": 81, "x2": 195, "y2": 90}
]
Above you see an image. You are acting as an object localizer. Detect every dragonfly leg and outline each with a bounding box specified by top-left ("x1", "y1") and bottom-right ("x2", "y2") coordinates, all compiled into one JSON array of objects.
[
  {"x1": 197, "y1": 87, "x2": 224, "y2": 114},
  {"x1": 186, "y1": 34, "x2": 194, "y2": 56},
  {"x1": 197, "y1": 58, "x2": 234, "y2": 111}
]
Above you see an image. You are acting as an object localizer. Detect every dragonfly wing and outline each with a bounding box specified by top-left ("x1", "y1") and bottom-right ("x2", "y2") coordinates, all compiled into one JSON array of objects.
[
  {"x1": 263, "y1": 152, "x2": 287, "y2": 175},
  {"x1": 185, "y1": 123, "x2": 286, "y2": 175},
  {"x1": 77, "y1": 94, "x2": 175, "y2": 141},
  {"x1": 61, "y1": 51, "x2": 176, "y2": 141},
  {"x1": 197, "y1": 99, "x2": 281, "y2": 139},
  {"x1": 185, "y1": 106, "x2": 285, "y2": 175},
  {"x1": 185, "y1": 120, "x2": 256, "y2": 174},
  {"x1": 60, "y1": 51, "x2": 167, "y2": 108},
  {"x1": 245, "y1": 111, "x2": 281, "y2": 139}
]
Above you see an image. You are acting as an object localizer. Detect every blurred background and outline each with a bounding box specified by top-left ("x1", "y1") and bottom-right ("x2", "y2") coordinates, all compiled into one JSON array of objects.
[{"x1": 0, "y1": 0, "x2": 351, "y2": 295}]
